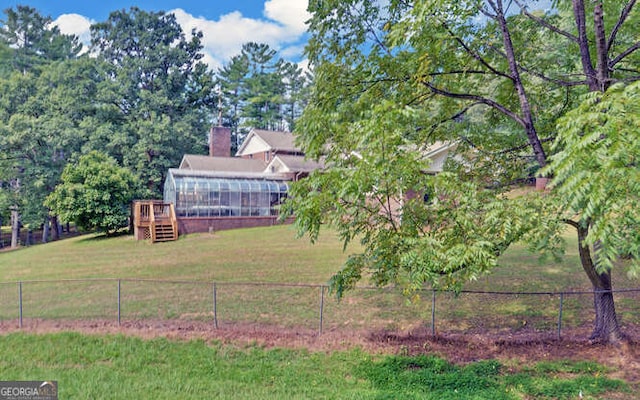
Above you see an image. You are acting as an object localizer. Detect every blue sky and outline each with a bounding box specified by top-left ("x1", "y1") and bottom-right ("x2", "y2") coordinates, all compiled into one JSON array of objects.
[
  {"x1": 3, "y1": 0, "x2": 310, "y2": 70},
  {"x1": 4, "y1": 1, "x2": 554, "y2": 71}
]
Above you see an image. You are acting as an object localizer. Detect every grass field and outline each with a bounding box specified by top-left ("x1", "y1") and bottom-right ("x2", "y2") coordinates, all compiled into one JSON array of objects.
[
  {"x1": 1, "y1": 224, "x2": 638, "y2": 289},
  {"x1": 0, "y1": 225, "x2": 638, "y2": 332},
  {"x1": 0, "y1": 226, "x2": 638, "y2": 399},
  {"x1": 0, "y1": 225, "x2": 348, "y2": 282},
  {"x1": 0, "y1": 332, "x2": 628, "y2": 399}
]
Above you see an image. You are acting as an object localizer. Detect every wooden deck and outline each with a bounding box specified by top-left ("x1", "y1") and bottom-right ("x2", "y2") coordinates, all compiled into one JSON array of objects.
[{"x1": 133, "y1": 201, "x2": 178, "y2": 242}]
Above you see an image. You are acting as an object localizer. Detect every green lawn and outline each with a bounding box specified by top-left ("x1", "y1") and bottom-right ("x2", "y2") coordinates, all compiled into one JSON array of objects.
[
  {"x1": 0, "y1": 225, "x2": 348, "y2": 283},
  {"x1": 0, "y1": 333, "x2": 627, "y2": 400},
  {"x1": 0, "y1": 226, "x2": 637, "y2": 399},
  {"x1": 1, "y1": 224, "x2": 637, "y2": 290},
  {"x1": 0, "y1": 225, "x2": 638, "y2": 331}
]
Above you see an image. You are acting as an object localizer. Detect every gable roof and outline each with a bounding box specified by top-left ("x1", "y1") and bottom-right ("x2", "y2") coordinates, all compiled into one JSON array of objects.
[
  {"x1": 179, "y1": 154, "x2": 266, "y2": 173},
  {"x1": 420, "y1": 141, "x2": 458, "y2": 173},
  {"x1": 236, "y1": 129, "x2": 299, "y2": 157},
  {"x1": 266, "y1": 155, "x2": 324, "y2": 174},
  {"x1": 421, "y1": 141, "x2": 457, "y2": 159}
]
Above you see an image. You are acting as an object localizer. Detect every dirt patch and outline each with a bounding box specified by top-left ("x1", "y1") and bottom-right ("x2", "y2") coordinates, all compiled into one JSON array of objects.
[{"x1": 1, "y1": 319, "x2": 638, "y2": 386}]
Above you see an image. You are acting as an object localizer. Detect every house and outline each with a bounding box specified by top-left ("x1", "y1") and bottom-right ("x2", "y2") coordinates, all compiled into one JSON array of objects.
[
  {"x1": 134, "y1": 126, "x2": 458, "y2": 240},
  {"x1": 161, "y1": 127, "x2": 321, "y2": 235}
]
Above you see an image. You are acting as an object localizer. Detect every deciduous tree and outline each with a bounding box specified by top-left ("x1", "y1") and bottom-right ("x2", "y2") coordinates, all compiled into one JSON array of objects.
[
  {"x1": 289, "y1": 0, "x2": 640, "y2": 342},
  {"x1": 45, "y1": 151, "x2": 139, "y2": 236},
  {"x1": 544, "y1": 82, "x2": 640, "y2": 340},
  {"x1": 90, "y1": 7, "x2": 214, "y2": 194}
]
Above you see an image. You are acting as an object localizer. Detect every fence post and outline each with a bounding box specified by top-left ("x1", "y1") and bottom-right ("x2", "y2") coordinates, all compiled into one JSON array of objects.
[
  {"x1": 318, "y1": 285, "x2": 325, "y2": 336},
  {"x1": 431, "y1": 290, "x2": 436, "y2": 337},
  {"x1": 18, "y1": 281, "x2": 23, "y2": 329},
  {"x1": 212, "y1": 282, "x2": 218, "y2": 329},
  {"x1": 117, "y1": 279, "x2": 121, "y2": 326},
  {"x1": 557, "y1": 292, "x2": 564, "y2": 340}
]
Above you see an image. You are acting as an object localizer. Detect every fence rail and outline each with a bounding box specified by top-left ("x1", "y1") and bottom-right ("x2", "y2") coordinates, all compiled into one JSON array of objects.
[{"x1": 1, "y1": 279, "x2": 639, "y2": 339}]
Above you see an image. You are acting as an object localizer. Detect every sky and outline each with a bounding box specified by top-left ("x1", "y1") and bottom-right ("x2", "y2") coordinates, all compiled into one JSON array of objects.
[
  {"x1": 3, "y1": 0, "x2": 555, "y2": 72},
  {"x1": 3, "y1": 0, "x2": 311, "y2": 71}
]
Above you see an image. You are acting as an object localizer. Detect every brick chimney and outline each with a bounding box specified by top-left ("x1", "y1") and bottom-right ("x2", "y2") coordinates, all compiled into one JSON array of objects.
[{"x1": 209, "y1": 126, "x2": 231, "y2": 157}]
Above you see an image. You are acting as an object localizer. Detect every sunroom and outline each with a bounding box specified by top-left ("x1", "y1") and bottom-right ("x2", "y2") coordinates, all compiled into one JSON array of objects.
[{"x1": 163, "y1": 169, "x2": 290, "y2": 219}]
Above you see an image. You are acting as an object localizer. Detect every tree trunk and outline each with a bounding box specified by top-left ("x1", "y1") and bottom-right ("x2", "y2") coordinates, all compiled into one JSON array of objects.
[
  {"x1": 575, "y1": 222, "x2": 623, "y2": 342},
  {"x1": 51, "y1": 215, "x2": 60, "y2": 241},
  {"x1": 10, "y1": 208, "x2": 20, "y2": 248},
  {"x1": 42, "y1": 218, "x2": 50, "y2": 243},
  {"x1": 590, "y1": 271, "x2": 622, "y2": 342}
]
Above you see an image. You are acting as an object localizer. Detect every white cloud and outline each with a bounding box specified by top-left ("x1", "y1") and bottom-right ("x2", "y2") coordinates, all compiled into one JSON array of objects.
[
  {"x1": 51, "y1": 1, "x2": 310, "y2": 71},
  {"x1": 264, "y1": 0, "x2": 310, "y2": 35},
  {"x1": 52, "y1": 13, "x2": 93, "y2": 50},
  {"x1": 172, "y1": 1, "x2": 309, "y2": 71}
]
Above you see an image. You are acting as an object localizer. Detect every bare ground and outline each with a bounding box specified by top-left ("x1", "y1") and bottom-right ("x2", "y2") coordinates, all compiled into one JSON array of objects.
[{"x1": 1, "y1": 319, "x2": 638, "y2": 389}]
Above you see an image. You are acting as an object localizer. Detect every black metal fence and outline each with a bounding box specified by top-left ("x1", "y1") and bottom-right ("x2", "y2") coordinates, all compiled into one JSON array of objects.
[{"x1": 1, "y1": 279, "x2": 639, "y2": 339}]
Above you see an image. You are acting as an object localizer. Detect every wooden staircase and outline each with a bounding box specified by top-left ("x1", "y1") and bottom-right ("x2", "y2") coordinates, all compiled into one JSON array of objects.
[{"x1": 133, "y1": 201, "x2": 178, "y2": 243}]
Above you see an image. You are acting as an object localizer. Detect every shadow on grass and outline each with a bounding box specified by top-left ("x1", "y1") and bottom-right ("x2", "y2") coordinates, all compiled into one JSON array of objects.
[{"x1": 74, "y1": 229, "x2": 132, "y2": 243}]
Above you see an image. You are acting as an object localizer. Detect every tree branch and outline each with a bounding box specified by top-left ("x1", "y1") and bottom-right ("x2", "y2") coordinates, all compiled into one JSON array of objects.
[
  {"x1": 420, "y1": 102, "x2": 482, "y2": 138},
  {"x1": 562, "y1": 218, "x2": 580, "y2": 230},
  {"x1": 513, "y1": 0, "x2": 579, "y2": 43},
  {"x1": 459, "y1": 134, "x2": 555, "y2": 157},
  {"x1": 610, "y1": 42, "x2": 640, "y2": 68},
  {"x1": 420, "y1": 80, "x2": 526, "y2": 127},
  {"x1": 428, "y1": 70, "x2": 498, "y2": 77},
  {"x1": 484, "y1": 41, "x2": 587, "y2": 87},
  {"x1": 442, "y1": 22, "x2": 513, "y2": 81},
  {"x1": 512, "y1": 62, "x2": 588, "y2": 87},
  {"x1": 616, "y1": 67, "x2": 640, "y2": 75},
  {"x1": 479, "y1": 5, "x2": 497, "y2": 20},
  {"x1": 618, "y1": 74, "x2": 640, "y2": 83},
  {"x1": 359, "y1": 4, "x2": 390, "y2": 57},
  {"x1": 573, "y1": 0, "x2": 598, "y2": 90},
  {"x1": 607, "y1": 0, "x2": 637, "y2": 53}
]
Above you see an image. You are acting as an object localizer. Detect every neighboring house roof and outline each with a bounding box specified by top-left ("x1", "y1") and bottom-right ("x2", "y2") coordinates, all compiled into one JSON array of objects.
[
  {"x1": 349, "y1": 141, "x2": 457, "y2": 174},
  {"x1": 236, "y1": 129, "x2": 299, "y2": 157},
  {"x1": 179, "y1": 154, "x2": 266, "y2": 173},
  {"x1": 420, "y1": 141, "x2": 459, "y2": 174},
  {"x1": 265, "y1": 155, "x2": 324, "y2": 174}
]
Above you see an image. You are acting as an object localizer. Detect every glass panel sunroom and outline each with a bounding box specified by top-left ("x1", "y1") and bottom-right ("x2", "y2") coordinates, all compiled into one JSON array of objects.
[{"x1": 164, "y1": 169, "x2": 289, "y2": 218}]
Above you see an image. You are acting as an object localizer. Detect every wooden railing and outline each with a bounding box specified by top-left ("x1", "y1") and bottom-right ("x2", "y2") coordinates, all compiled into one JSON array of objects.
[{"x1": 133, "y1": 201, "x2": 178, "y2": 242}]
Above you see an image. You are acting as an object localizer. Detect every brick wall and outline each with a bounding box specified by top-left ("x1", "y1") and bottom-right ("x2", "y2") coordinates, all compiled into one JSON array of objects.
[{"x1": 177, "y1": 216, "x2": 293, "y2": 235}]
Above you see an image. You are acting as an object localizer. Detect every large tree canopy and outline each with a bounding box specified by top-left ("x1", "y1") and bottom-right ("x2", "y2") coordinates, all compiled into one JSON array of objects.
[
  {"x1": 90, "y1": 7, "x2": 215, "y2": 194},
  {"x1": 288, "y1": 0, "x2": 640, "y2": 343}
]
